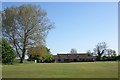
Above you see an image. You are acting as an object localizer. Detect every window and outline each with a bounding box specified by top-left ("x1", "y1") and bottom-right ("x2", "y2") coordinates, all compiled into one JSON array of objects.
[{"x1": 58, "y1": 59, "x2": 61, "y2": 62}]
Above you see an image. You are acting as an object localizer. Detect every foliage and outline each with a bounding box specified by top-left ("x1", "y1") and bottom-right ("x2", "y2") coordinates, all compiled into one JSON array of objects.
[
  {"x1": 117, "y1": 55, "x2": 120, "y2": 61},
  {"x1": 86, "y1": 50, "x2": 93, "y2": 56},
  {"x1": 0, "y1": 40, "x2": 1, "y2": 63},
  {"x1": 70, "y1": 48, "x2": 77, "y2": 54},
  {"x1": 107, "y1": 49, "x2": 116, "y2": 57},
  {"x1": 1, "y1": 38, "x2": 16, "y2": 64},
  {"x1": 92, "y1": 42, "x2": 118, "y2": 61},
  {"x1": 0, "y1": 11, "x2": 1, "y2": 38},
  {"x1": 2, "y1": 4, "x2": 54, "y2": 63},
  {"x1": 28, "y1": 45, "x2": 54, "y2": 63}
]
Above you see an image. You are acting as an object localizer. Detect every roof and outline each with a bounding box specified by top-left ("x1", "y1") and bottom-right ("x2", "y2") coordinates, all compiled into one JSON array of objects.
[{"x1": 57, "y1": 53, "x2": 87, "y2": 54}]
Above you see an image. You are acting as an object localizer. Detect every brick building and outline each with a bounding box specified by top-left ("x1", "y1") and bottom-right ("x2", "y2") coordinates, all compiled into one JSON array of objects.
[{"x1": 54, "y1": 53, "x2": 96, "y2": 63}]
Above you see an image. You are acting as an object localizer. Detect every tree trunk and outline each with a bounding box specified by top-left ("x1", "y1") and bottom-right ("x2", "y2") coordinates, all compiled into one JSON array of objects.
[
  {"x1": 19, "y1": 44, "x2": 26, "y2": 63},
  {"x1": 19, "y1": 48, "x2": 26, "y2": 63},
  {"x1": 19, "y1": 52, "x2": 25, "y2": 63},
  {"x1": 97, "y1": 53, "x2": 102, "y2": 61},
  {"x1": 19, "y1": 34, "x2": 27, "y2": 63},
  {"x1": 19, "y1": 58, "x2": 24, "y2": 63}
]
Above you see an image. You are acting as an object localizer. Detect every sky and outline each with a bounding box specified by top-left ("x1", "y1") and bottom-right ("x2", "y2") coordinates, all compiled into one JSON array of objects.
[
  {"x1": 1, "y1": 0, "x2": 119, "y2": 2},
  {"x1": 2, "y1": 2, "x2": 118, "y2": 54}
]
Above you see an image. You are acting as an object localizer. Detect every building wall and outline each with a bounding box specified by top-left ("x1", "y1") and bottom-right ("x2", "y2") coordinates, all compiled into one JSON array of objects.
[{"x1": 54, "y1": 54, "x2": 96, "y2": 63}]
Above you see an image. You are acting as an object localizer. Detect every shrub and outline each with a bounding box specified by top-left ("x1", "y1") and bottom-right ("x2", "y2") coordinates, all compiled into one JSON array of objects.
[{"x1": 1, "y1": 38, "x2": 16, "y2": 64}]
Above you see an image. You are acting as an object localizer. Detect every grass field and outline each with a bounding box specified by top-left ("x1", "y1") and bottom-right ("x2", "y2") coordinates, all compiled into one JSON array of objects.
[{"x1": 2, "y1": 61, "x2": 118, "y2": 78}]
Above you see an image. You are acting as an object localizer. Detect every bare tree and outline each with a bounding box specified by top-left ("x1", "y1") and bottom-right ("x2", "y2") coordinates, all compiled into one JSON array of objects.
[
  {"x1": 93, "y1": 42, "x2": 107, "y2": 60},
  {"x1": 70, "y1": 48, "x2": 77, "y2": 54}
]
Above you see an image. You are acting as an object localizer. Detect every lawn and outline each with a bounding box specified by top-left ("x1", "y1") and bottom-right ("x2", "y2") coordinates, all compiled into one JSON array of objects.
[{"x1": 2, "y1": 61, "x2": 118, "y2": 78}]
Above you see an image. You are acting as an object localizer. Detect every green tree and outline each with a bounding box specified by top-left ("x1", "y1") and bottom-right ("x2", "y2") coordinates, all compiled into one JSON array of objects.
[
  {"x1": 1, "y1": 38, "x2": 16, "y2": 64},
  {"x1": 112, "y1": 50, "x2": 117, "y2": 57},
  {"x1": 107, "y1": 49, "x2": 116, "y2": 57},
  {"x1": 70, "y1": 48, "x2": 77, "y2": 54},
  {"x1": 0, "y1": 11, "x2": 1, "y2": 38},
  {"x1": 2, "y1": 4, "x2": 54, "y2": 63},
  {"x1": 28, "y1": 45, "x2": 53, "y2": 63},
  {"x1": 0, "y1": 39, "x2": 1, "y2": 63},
  {"x1": 93, "y1": 42, "x2": 107, "y2": 60},
  {"x1": 86, "y1": 50, "x2": 93, "y2": 56},
  {"x1": 0, "y1": 11, "x2": 2, "y2": 62},
  {"x1": 107, "y1": 49, "x2": 117, "y2": 60},
  {"x1": 107, "y1": 49, "x2": 112, "y2": 57}
]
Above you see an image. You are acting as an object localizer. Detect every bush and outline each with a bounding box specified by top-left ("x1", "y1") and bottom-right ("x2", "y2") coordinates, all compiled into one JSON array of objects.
[{"x1": 1, "y1": 38, "x2": 16, "y2": 64}]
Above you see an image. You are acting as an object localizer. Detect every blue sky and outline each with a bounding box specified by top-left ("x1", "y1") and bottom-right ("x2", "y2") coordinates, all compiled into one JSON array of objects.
[{"x1": 2, "y1": 2, "x2": 118, "y2": 54}]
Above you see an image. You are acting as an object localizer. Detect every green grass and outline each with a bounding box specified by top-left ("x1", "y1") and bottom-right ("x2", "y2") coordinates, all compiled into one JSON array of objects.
[{"x1": 2, "y1": 61, "x2": 118, "y2": 78}]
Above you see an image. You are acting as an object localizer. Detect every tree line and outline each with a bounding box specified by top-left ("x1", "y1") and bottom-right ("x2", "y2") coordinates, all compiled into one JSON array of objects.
[
  {"x1": 70, "y1": 42, "x2": 120, "y2": 61},
  {"x1": 87, "y1": 42, "x2": 120, "y2": 61}
]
